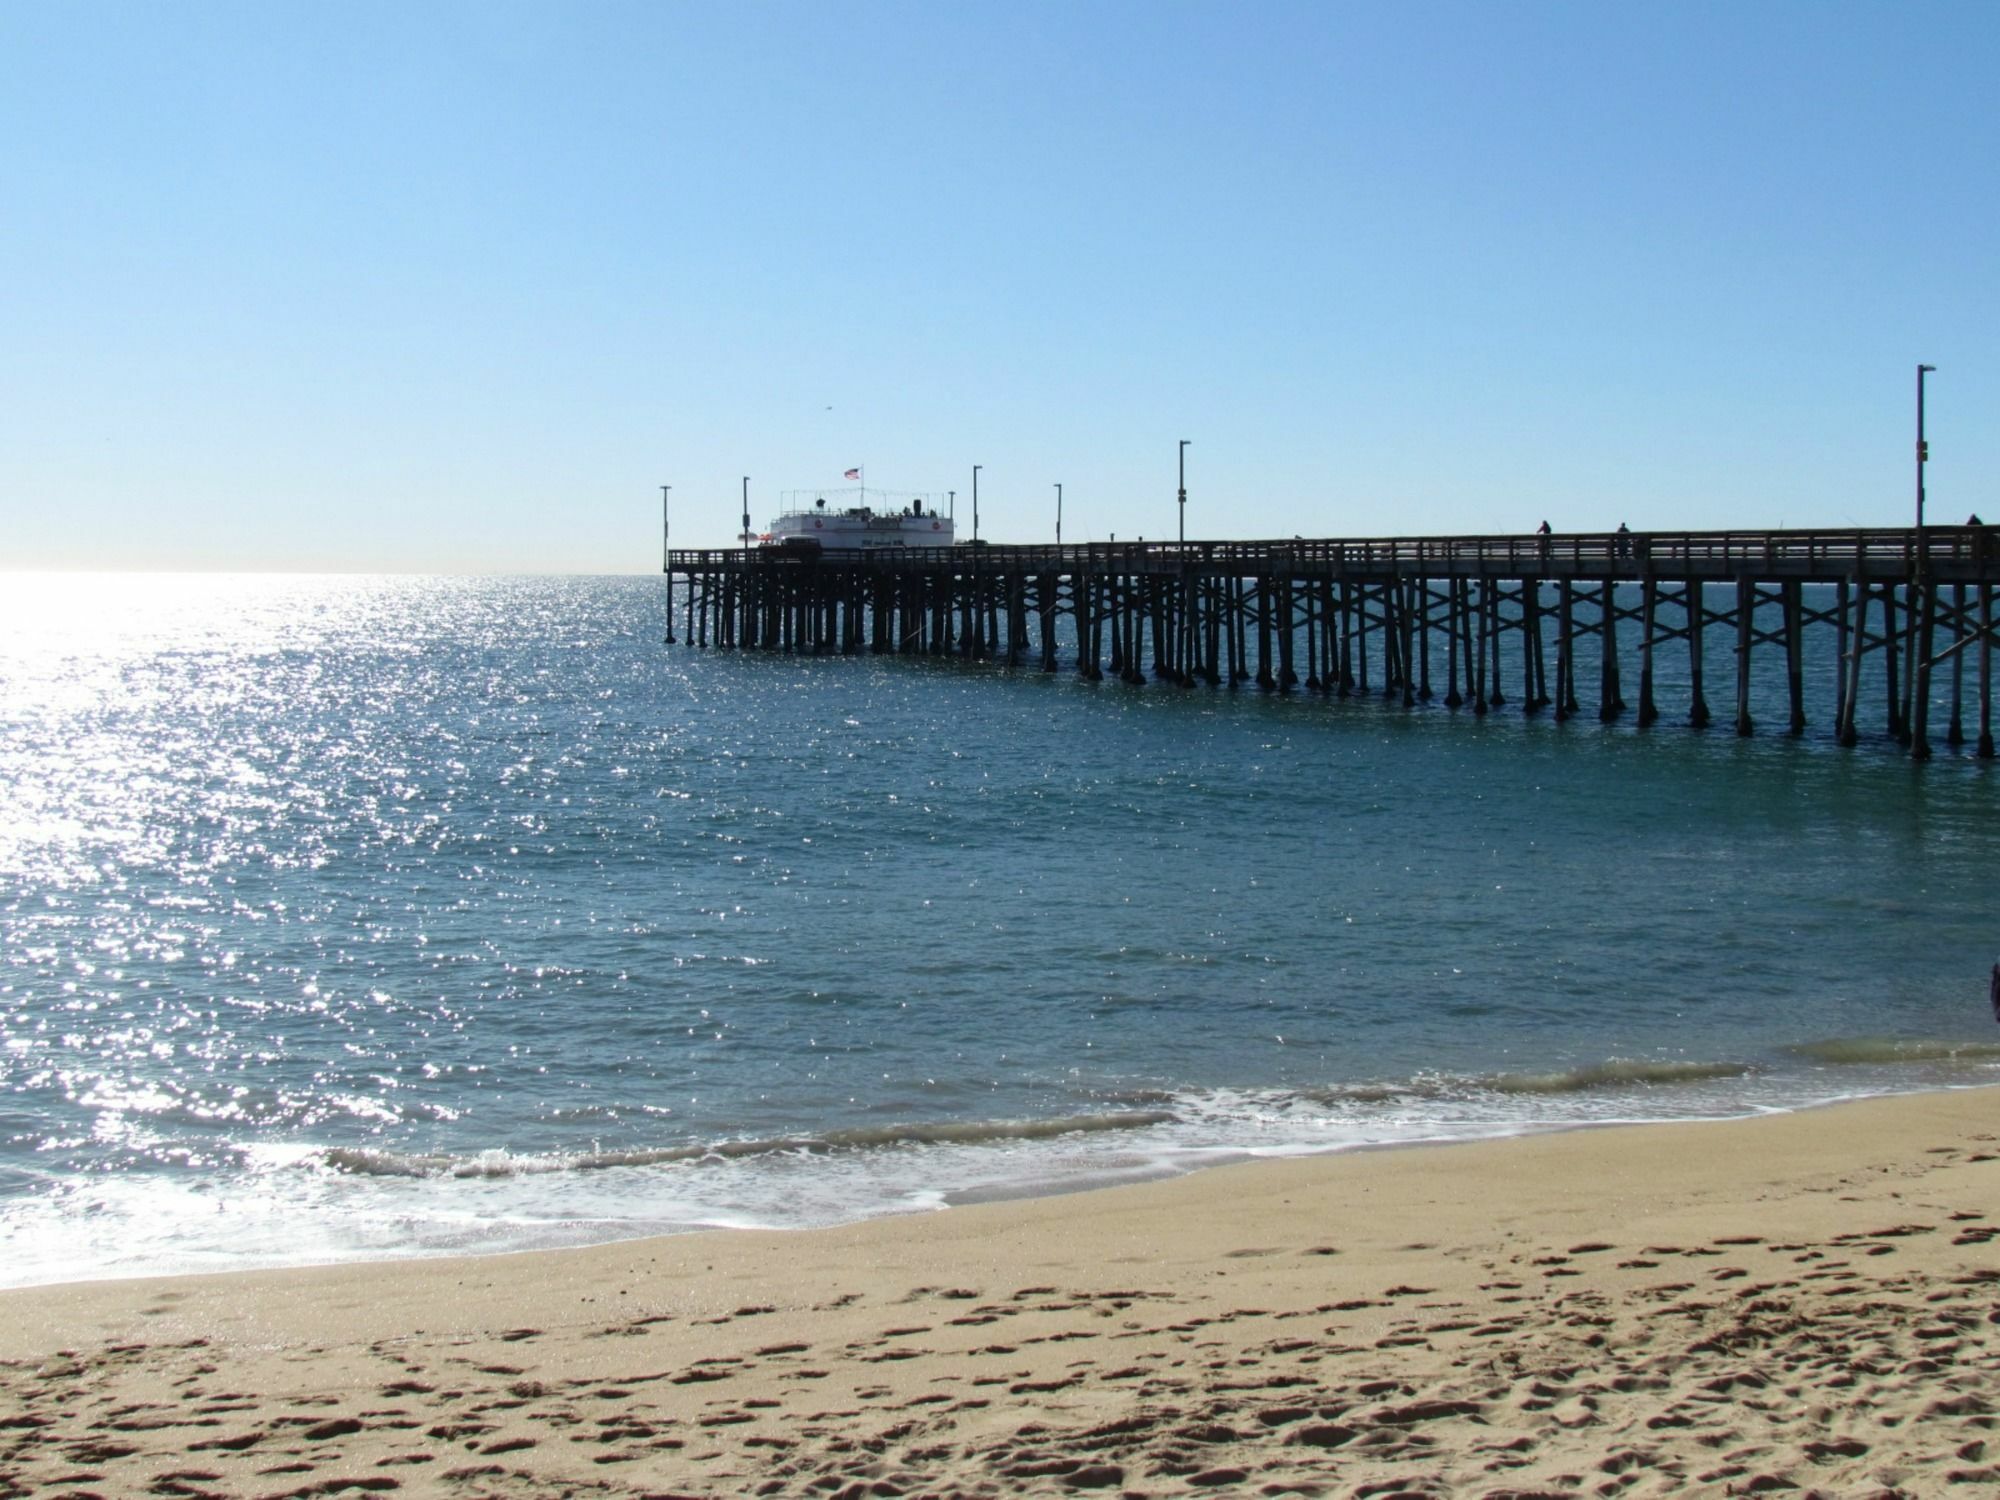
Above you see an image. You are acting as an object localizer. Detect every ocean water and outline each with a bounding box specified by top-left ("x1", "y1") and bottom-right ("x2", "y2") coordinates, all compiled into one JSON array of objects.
[{"x1": 1, "y1": 571, "x2": 1995, "y2": 1289}]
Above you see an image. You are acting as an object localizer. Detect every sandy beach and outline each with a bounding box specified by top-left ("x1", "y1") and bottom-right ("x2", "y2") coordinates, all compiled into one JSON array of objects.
[{"x1": 3, "y1": 1087, "x2": 1996, "y2": 1499}]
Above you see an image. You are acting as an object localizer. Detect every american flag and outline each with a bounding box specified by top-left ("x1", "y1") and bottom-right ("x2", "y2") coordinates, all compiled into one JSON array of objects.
[{"x1": 844, "y1": 468, "x2": 860, "y2": 480}]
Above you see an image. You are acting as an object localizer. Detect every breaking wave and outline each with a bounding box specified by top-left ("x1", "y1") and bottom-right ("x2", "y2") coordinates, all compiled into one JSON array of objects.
[
  {"x1": 1272, "y1": 1059, "x2": 1756, "y2": 1106},
  {"x1": 1788, "y1": 1037, "x2": 2000, "y2": 1066},
  {"x1": 310, "y1": 1045, "x2": 1996, "y2": 1187},
  {"x1": 320, "y1": 1109, "x2": 1178, "y2": 1179},
  {"x1": 1474, "y1": 1059, "x2": 1756, "y2": 1095}
]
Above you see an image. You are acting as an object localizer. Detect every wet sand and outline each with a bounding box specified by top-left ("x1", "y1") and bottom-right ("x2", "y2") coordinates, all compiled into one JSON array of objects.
[{"x1": 3, "y1": 1087, "x2": 1997, "y2": 1498}]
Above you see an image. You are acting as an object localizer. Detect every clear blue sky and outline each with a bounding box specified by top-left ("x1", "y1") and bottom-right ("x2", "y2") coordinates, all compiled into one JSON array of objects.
[{"x1": 3, "y1": 0, "x2": 1995, "y2": 570}]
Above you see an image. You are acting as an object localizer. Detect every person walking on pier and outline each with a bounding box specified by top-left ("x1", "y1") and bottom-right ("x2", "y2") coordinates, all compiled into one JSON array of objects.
[
  {"x1": 1536, "y1": 520, "x2": 1552, "y2": 565},
  {"x1": 1615, "y1": 522, "x2": 1632, "y2": 562}
]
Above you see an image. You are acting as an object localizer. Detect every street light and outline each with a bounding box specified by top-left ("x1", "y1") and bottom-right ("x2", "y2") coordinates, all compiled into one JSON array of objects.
[
  {"x1": 972, "y1": 464, "x2": 982, "y2": 544},
  {"x1": 741, "y1": 476, "x2": 751, "y2": 554},
  {"x1": 1178, "y1": 439, "x2": 1191, "y2": 545},
  {"x1": 1055, "y1": 483, "x2": 1063, "y2": 547},
  {"x1": 661, "y1": 484, "x2": 674, "y2": 644},
  {"x1": 1917, "y1": 364, "x2": 1936, "y2": 539}
]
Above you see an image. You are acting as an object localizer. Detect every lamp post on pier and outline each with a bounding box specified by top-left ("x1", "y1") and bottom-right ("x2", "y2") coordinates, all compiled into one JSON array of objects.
[
  {"x1": 661, "y1": 484, "x2": 674, "y2": 643},
  {"x1": 1055, "y1": 483, "x2": 1063, "y2": 547},
  {"x1": 1908, "y1": 365, "x2": 1941, "y2": 759},
  {"x1": 1178, "y1": 439, "x2": 1191, "y2": 545},
  {"x1": 1917, "y1": 364, "x2": 1936, "y2": 565},
  {"x1": 972, "y1": 465, "x2": 982, "y2": 544},
  {"x1": 741, "y1": 477, "x2": 751, "y2": 555}
]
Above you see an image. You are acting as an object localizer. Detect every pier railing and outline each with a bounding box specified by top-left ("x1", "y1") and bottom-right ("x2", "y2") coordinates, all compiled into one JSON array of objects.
[{"x1": 669, "y1": 526, "x2": 1993, "y2": 581}]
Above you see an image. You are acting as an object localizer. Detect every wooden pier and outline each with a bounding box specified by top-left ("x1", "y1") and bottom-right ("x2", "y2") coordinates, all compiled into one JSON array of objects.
[{"x1": 665, "y1": 527, "x2": 1999, "y2": 760}]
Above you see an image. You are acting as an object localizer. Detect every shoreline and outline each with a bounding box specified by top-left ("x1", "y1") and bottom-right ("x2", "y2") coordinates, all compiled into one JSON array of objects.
[
  {"x1": 9, "y1": 1073, "x2": 1992, "y2": 1297},
  {"x1": 4, "y1": 1086, "x2": 1998, "y2": 1495}
]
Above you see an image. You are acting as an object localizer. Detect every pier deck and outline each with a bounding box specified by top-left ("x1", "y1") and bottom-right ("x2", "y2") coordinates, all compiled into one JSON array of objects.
[{"x1": 665, "y1": 526, "x2": 1999, "y2": 760}]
